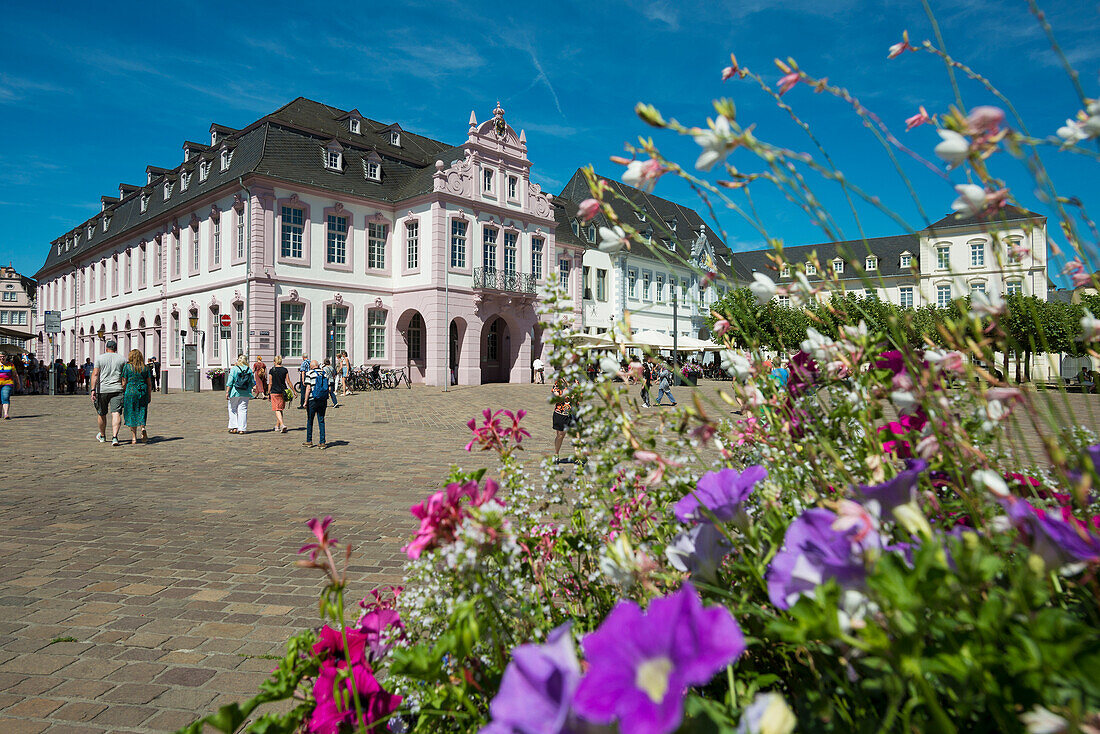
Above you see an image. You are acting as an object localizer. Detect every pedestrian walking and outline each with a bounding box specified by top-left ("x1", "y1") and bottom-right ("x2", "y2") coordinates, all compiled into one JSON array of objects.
[
  {"x1": 226, "y1": 354, "x2": 255, "y2": 434},
  {"x1": 338, "y1": 352, "x2": 351, "y2": 396},
  {"x1": 323, "y1": 359, "x2": 340, "y2": 408},
  {"x1": 65, "y1": 359, "x2": 78, "y2": 394},
  {"x1": 252, "y1": 356, "x2": 268, "y2": 399},
  {"x1": 297, "y1": 354, "x2": 310, "y2": 409},
  {"x1": 302, "y1": 359, "x2": 329, "y2": 449},
  {"x1": 121, "y1": 349, "x2": 153, "y2": 444},
  {"x1": 640, "y1": 357, "x2": 653, "y2": 408},
  {"x1": 82, "y1": 358, "x2": 94, "y2": 393},
  {"x1": 551, "y1": 376, "x2": 577, "y2": 461},
  {"x1": 147, "y1": 357, "x2": 160, "y2": 392},
  {"x1": 0, "y1": 354, "x2": 21, "y2": 419},
  {"x1": 532, "y1": 357, "x2": 545, "y2": 384},
  {"x1": 90, "y1": 339, "x2": 127, "y2": 445},
  {"x1": 654, "y1": 363, "x2": 678, "y2": 406},
  {"x1": 268, "y1": 355, "x2": 294, "y2": 433}
]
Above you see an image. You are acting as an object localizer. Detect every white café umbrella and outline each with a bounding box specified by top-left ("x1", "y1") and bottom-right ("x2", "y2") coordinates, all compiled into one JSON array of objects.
[{"x1": 627, "y1": 330, "x2": 677, "y2": 349}]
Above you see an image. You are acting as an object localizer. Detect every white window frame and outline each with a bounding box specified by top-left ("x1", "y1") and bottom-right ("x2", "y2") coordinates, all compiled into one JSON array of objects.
[
  {"x1": 365, "y1": 161, "x2": 381, "y2": 181},
  {"x1": 531, "y1": 238, "x2": 543, "y2": 279},
  {"x1": 936, "y1": 284, "x2": 952, "y2": 308},
  {"x1": 199, "y1": 161, "x2": 209, "y2": 181},
  {"x1": 236, "y1": 214, "x2": 246, "y2": 259},
  {"x1": 483, "y1": 227, "x2": 497, "y2": 270},
  {"x1": 103, "y1": 215, "x2": 111, "y2": 232},
  {"x1": 483, "y1": 168, "x2": 494, "y2": 194},
  {"x1": 325, "y1": 149, "x2": 342, "y2": 171},
  {"x1": 326, "y1": 214, "x2": 348, "y2": 265},
  {"x1": 899, "y1": 285, "x2": 914, "y2": 308},
  {"x1": 213, "y1": 219, "x2": 221, "y2": 266},
  {"x1": 1006, "y1": 280, "x2": 1023, "y2": 295},
  {"x1": 349, "y1": 118, "x2": 361, "y2": 134},
  {"x1": 280, "y1": 206, "x2": 304, "y2": 259},
  {"x1": 655, "y1": 273, "x2": 665, "y2": 303},
  {"x1": 406, "y1": 221, "x2": 419, "y2": 270},
  {"x1": 628, "y1": 268, "x2": 638, "y2": 299},
  {"x1": 832, "y1": 258, "x2": 844, "y2": 274},
  {"x1": 777, "y1": 295, "x2": 791, "y2": 307},
  {"x1": 586, "y1": 225, "x2": 596, "y2": 244},
  {"x1": 181, "y1": 172, "x2": 190, "y2": 191},
  {"x1": 389, "y1": 131, "x2": 401, "y2": 146},
  {"x1": 507, "y1": 176, "x2": 518, "y2": 200},
  {"x1": 451, "y1": 220, "x2": 467, "y2": 269},
  {"x1": 970, "y1": 281, "x2": 987, "y2": 295},
  {"x1": 503, "y1": 231, "x2": 517, "y2": 274},
  {"x1": 596, "y1": 269, "x2": 608, "y2": 301},
  {"x1": 368, "y1": 309, "x2": 386, "y2": 359},
  {"x1": 140, "y1": 193, "x2": 149, "y2": 213},
  {"x1": 642, "y1": 271, "x2": 652, "y2": 300},
  {"x1": 163, "y1": 181, "x2": 172, "y2": 200},
  {"x1": 936, "y1": 246, "x2": 950, "y2": 270},
  {"x1": 805, "y1": 263, "x2": 817, "y2": 275},
  {"x1": 220, "y1": 149, "x2": 232, "y2": 171},
  {"x1": 368, "y1": 223, "x2": 387, "y2": 269},
  {"x1": 780, "y1": 264, "x2": 791, "y2": 278},
  {"x1": 900, "y1": 253, "x2": 912, "y2": 268},
  {"x1": 279, "y1": 303, "x2": 303, "y2": 358},
  {"x1": 970, "y1": 241, "x2": 985, "y2": 267},
  {"x1": 865, "y1": 256, "x2": 878, "y2": 270}
]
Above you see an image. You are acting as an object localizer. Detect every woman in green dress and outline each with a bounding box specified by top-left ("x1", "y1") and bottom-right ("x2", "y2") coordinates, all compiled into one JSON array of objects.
[{"x1": 121, "y1": 349, "x2": 153, "y2": 445}]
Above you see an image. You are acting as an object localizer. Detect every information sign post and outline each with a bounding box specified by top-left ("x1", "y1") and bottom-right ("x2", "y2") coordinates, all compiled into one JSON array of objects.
[
  {"x1": 220, "y1": 314, "x2": 232, "y2": 367},
  {"x1": 44, "y1": 310, "x2": 61, "y2": 396}
]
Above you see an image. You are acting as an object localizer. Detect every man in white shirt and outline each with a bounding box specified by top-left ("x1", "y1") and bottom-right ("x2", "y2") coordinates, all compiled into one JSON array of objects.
[
  {"x1": 90, "y1": 339, "x2": 127, "y2": 446},
  {"x1": 532, "y1": 357, "x2": 545, "y2": 384}
]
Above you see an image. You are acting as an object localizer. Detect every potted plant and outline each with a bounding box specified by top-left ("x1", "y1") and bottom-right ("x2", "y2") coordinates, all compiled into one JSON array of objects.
[{"x1": 206, "y1": 367, "x2": 227, "y2": 391}]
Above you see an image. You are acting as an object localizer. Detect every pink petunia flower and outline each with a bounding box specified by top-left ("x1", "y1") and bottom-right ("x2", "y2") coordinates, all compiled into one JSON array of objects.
[{"x1": 403, "y1": 478, "x2": 500, "y2": 559}]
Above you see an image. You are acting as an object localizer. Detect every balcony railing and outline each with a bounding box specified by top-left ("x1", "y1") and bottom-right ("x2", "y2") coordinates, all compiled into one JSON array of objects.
[{"x1": 473, "y1": 267, "x2": 536, "y2": 295}]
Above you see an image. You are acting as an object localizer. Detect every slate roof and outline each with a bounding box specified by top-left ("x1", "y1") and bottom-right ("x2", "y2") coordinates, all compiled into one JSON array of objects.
[
  {"x1": 36, "y1": 97, "x2": 473, "y2": 277},
  {"x1": 555, "y1": 169, "x2": 747, "y2": 279},
  {"x1": 927, "y1": 205, "x2": 1043, "y2": 231},
  {"x1": 733, "y1": 232, "x2": 920, "y2": 282}
]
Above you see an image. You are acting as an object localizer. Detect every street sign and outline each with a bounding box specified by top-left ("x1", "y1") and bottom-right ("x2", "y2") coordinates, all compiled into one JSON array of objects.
[
  {"x1": 220, "y1": 314, "x2": 232, "y2": 328},
  {"x1": 221, "y1": 328, "x2": 231, "y2": 340},
  {"x1": 44, "y1": 310, "x2": 61, "y2": 333}
]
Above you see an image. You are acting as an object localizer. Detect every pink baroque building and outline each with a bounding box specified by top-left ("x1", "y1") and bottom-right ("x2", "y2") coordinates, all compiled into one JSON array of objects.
[{"x1": 34, "y1": 98, "x2": 583, "y2": 388}]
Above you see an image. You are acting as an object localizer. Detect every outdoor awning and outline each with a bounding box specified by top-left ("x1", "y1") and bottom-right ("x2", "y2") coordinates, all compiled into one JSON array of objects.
[
  {"x1": 0, "y1": 325, "x2": 34, "y2": 341},
  {"x1": 627, "y1": 330, "x2": 678, "y2": 349}
]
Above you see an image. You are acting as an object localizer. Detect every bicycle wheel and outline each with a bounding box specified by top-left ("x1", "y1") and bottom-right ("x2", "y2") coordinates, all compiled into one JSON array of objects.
[
  {"x1": 402, "y1": 370, "x2": 411, "y2": 388},
  {"x1": 384, "y1": 372, "x2": 397, "y2": 389}
]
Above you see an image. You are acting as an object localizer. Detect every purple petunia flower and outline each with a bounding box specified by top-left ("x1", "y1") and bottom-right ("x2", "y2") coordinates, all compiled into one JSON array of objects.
[
  {"x1": 481, "y1": 623, "x2": 590, "y2": 734},
  {"x1": 674, "y1": 466, "x2": 767, "y2": 525},
  {"x1": 665, "y1": 524, "x2": 733, "y2": 582},
  {"x1": 852, "y1": 459, "x2": 928, "y2": 516},
  {"x1": 767, "y1": 508, "x2": 871, "y2": 610},
  {"x1": 1003, "y1": 498, "x2": 1100, "y2": 567},
  {"x1": 572, "y1": 584, "x2": 746, "y2": 734}
]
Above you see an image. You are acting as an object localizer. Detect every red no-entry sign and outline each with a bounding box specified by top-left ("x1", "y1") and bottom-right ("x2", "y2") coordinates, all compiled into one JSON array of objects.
[{"x1": 220, "y1": 314, "x2": 232, "y2": 328}]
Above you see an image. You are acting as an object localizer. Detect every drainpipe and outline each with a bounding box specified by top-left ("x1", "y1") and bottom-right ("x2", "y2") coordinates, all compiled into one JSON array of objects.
[{"x1": 237, "y1": 177, "x2": 251, "y2": 360}]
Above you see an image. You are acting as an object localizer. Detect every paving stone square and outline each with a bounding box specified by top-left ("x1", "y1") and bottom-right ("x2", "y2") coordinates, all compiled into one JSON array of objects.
[{"x1": 0, "y1": 382, "x2": 1097, "y2": 732}]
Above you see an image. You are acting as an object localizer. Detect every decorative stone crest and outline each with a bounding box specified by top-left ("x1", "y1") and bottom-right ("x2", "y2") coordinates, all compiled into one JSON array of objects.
[
  {"x1": 288, "y1": 289, "x2": 299, "y2": 302},
  {"x1": 232, "y1": 290, "x2": 244, "y2": 304},
  {"x1": 334, "y1": 293, "x2": 344, "y2": 305},
  {"x1": 189, "y1": 300, "x2": 198, "y2": 312},
  {"x1": 333, "y1": 202, "x2": 344, "y2": 214},
  {"x1": 210, "y1": 204, "x2": 221, "y2": 221},
  {"x1": 232, "y1": 193, "x2": 245, "y2": 212},
  {"x1": 367, "y1": 212, "x2": 388, "y2": 224},
  {"x1": 528, "y1": 182, "x2": 552, "y2": 220},
  {"x1": 189, "y1": 213, "x2": 200, "y2": 231}
]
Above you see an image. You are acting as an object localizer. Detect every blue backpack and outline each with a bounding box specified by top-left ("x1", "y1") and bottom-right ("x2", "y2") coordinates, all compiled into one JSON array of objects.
[
  {"x1": 232, "y1": 366, "x2": 253, "y2": 391},
  {"x1": 310, "y1": 370, "x2": 330, "y2": 401}
]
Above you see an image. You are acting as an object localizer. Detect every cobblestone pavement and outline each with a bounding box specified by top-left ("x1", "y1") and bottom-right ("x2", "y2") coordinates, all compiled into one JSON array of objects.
[{"x1": 0, "y1": 382, "x2": 1097, "y2": 733}]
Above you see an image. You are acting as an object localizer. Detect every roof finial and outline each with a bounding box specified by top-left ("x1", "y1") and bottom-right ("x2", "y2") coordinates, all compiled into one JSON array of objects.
[{"x1": 493, "y1": 100, "x2": 505, "y2": 119}]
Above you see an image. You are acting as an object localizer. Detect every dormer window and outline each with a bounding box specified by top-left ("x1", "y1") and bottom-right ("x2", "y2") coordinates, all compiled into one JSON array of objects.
[
  {"x1": 645, "y1": 227, "x2": 653, "y2": 245},
  {"x1": 57, "y1": 242, "x2": 62, "y2": 255},
  {"x1": 366, "y1": 160, "x2": 381, "y2": 181},
  {"x1": 211, "y1": 130, "x2": 218, "y2": 146},
  {"x1": 637, "y1": 206, "x2": 647, "y2": 222},
  {"x1": 669, "y1": 217, "x2": 677, "y2": 232},
  {"x1": 832, "y1": 258, "x2": 844, "y2": 274},
  {"x1": 74, "y1": 233, "x2": 80, "y2": 248},
  {"x1": 900, "y1": 252, "x2": 912, "y2": 268},
  {"x1": 220, "y1": 149, "x2": 232, "y2": 171},
  {"x1": 163, "y1": 181, "x2": 172, "y2": 200},
  {"x1": 571, "y1": 219, "x2": 579, "y2": 237},
  {"x1": 585, "y1": 225, "x2": 596, "y2": 243},
  {"x1": 806, "y1": 263, "x2": 817, "y2": 275},
  {"x1": 140, "y1": 193, "x2": 149, "y2": 213},
  {"x1": 181, "y1": 172, "x2": 191, "y2": 191},
  {"x1": 199, "y1": 161, "x2": 210, "y2": 181},
  {"x1": 86, "y1": 223, "x2": 94, "y2": 239},
  {"x1": 349, "y1": 118, "x2": 361, "y2": 134},
  {"x1": 665, "y1": 240, "x2": 676, "y2": 253},
  {"x1": 325, "y1": 148, "x2": 342, "y2": 171},
  {"x1": 865, "y1": 256, "x2": 878, "y2": 270},
  {"x1": 780, "y1": 264, "x2": 791, "y2": 277},
  {"x1": 103, "y1": 215, "x2": 111, "y2": 232},
  {"x1": 389, "y1": 131, "x2": 401, "y2": 146}
]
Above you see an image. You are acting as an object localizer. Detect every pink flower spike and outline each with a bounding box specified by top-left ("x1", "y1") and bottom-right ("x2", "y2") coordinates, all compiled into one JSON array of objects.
[
  {"x1": 722, "y1": 53, "x2": 741, "y2": 81},
  {"x1": 577, "y1": 198, "x2": 600, "y2": 222},
  {"x1": 714, "y1": 319, "x2": 731, "y2": 337},
  {"x1": 888, "y1": 30, "x2": 913, "y2": 59},
  {"x1": 1063, "y1": 258, "x2": 1084, "y2": 276},
  {"x1": 905, "y1": 106, "x2": 931, "y2": 131},
  {"x1": 777, "y1": 72, "x2": 801, "y2": 95},
  {"x1": 1073, "y1": 270, "x2": 1093, "y2": 287}
]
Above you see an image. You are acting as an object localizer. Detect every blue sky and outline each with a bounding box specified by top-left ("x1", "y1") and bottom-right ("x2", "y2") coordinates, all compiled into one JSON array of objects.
[{"x1": 1, "y1": 0, "x2": 1097, "y2": 286}]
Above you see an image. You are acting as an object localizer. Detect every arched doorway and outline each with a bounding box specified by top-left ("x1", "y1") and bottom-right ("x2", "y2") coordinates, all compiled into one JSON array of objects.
[
  {"x1": 480, "y1": 316, "x2": 513, "y2": 384},
  {"x1": 395, "y1": 309, "x2": 426, "y2": 383},
  {"x1": 153, "y1": 315, "x2": 162, "y2": 366},
  {"x1": 449, "y1": 320, "x2": 462, "y2": 386}
]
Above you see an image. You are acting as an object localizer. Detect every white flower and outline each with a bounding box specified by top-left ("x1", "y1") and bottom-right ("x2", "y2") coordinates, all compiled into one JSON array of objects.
[
  {"x1": 890, "y1": 390, "x2": 918, "y2": 414},
  {"x1": 693, "y1": 115, "x2": 737, "y2": 171},
  {"x1": 749, "y1": 272, "x2": 777, "y2": 303},
  {"x1": 841, "y1": 320, "x2": 868, "y2": 341},
  {"x1": 599, "y1": 356, "x2": 621, "y2": 376},
  {"x1": 970, "y1": 289, "x2": 1005, "y2": 317},
  {"x1": 721, "y1": 350, "x2": 751, "y2": 380},
  {"x1": 837, "y1": 588, "x2": 879, "y2": 634},
  {"x1": 598, "y1": 225, "x2": 628, "y2": 254},
  {"x1": 1057, "y1": 119, "x2": 1086, "y2": 146},
  {"x1": 933, "y1": 129, "x2": 970, "y2": 168},
  {"x1": 951, "y1": 183, "x2": 989, "y2": 217},
  {"x1": 737, "y1": 692, "x2": 797, "y2": 734},
  {"x1": 1020, "y1": 706, "x2": 1068, "y2": 734},
  {"x1": 621, "y1": 159, "x2": 664, "y2": 193},
  {"x1": 979, "y1": 399, "x2": 1007, "y2": 432},
  {"x1": 972, "y1": 469, "x2": 1010, "y2": 497},
  {"x1": 801, "y1": 327, "x2": 836, "y2": 364},
  {"x1": 892, "y1": 502, "x2": 933, "y2": 539},
  {"x1": 599, "y1": 534, "x2": 643, "y2": 587},
  {"x1": 1082, "y1": 310, "x2": 1100, "y2": 342}
]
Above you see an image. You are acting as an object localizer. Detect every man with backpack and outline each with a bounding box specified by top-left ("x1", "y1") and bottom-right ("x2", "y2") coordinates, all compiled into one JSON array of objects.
[
  {"x1": 640, "y1": 356, "x2": 653, "y2": 408},
  {"x1": 302, "y1": 359, "x2": 329, "y2": 449}
]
